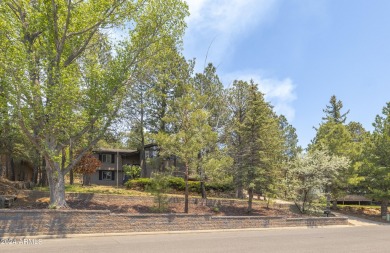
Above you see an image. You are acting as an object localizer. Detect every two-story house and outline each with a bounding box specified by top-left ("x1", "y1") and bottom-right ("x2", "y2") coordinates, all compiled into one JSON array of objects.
[
  {"x1": 90, "y1": 148, "x2": 140, "y2": 186},
  {"x1": 90, "y1": 144, "x2": 162, "y2": 186}
]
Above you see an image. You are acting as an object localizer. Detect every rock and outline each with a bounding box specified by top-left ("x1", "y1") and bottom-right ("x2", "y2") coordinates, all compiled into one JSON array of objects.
[{"x1": 0, "y1": 195, "x2": 17, "y2": 208}]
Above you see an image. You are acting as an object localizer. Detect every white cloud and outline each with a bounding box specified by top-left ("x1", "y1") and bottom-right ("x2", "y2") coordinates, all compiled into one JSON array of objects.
[
  {"x1": 186, "y1": 0, "x2": 277, "y2": 33},
  {"x1": 222, "y1": 71, "x2": 297, "y2": 121},
  {"x1": 184, "y1": 0, "x2": 280, "y2": 68},
  {"x1": 183, "y1": 1, "x2": 297, "y2": 121}
]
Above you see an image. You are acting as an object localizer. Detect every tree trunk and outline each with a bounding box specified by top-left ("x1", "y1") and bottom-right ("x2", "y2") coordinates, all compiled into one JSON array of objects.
[
  {"x1": 381, "y1": 199, "x2": 388, "y2": 219},
  {"x1": 5, "y1": 154, "x2": 9, "y2": 179},
  {"x1": 46, "y1": 160, "x2": 68, "y2": 208},
  {"x1": 198, "y1": 152, "x2": 207, "y2": 199},
  {"x1": 83, "y1": 174, "x2": 91, "y2": 186},
  {"x1": 140, "y1": 148, "x2": 147, "y2": 178},
  {"x1": 247, "y1": 187, "x2": 253, "y2": 213},
  {"x1": 200, "y1": 181, "x2": 207, "y2": 199},
  {"x1": 140, "y1": 104, "x2": 147, "y2": 178},
  {"x1": 0, "y1": 155, "x2": 3, "y2": 178},
  {"x1": 325, "y1": 186, "x2": 331, "y2": 212},
  {"x1": 184, "y1": 164, "x2": 189, "y2": 213},
  {"x1": 32, "y1": 130, "x2": 40, "y2": 184},
  {"x1": 10, "y1": 157, "x2": 15, "y2": 181},
  {"x1": 39, "y1": 168, "x2": 47, "y2": 187},
  {"x1": 69, "y1": 146, "x2": 74, "y2": 185},
  {"x1": 70, "y1": 170, "x2": 74, "y2": 185},
  {"x1": 38, "y1": 157, "x2": 47, "y2": 186},
  {"x1": 302, "y1": 190, "x2": 308, "y2": 213},
  {"x1": 236, "y1": 185, "x2": 244, "y2": 199},
  {"x1": 32, "y1": 157, "x2": 39, "y2": 185},
  {"x1": 332, "y1": 199, "x2": 338, "y2": 210}
]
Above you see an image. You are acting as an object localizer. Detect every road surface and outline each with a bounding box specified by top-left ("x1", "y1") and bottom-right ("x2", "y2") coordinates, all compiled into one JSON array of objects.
[{"x1": 1, "y1": 225, "x2": 390, "y2": 253}]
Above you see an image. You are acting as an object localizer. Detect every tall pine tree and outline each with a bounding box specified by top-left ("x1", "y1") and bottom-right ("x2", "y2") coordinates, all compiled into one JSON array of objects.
[
  {"x1": 322, "y1": 95, "x2": 350, "y2": 124},
  {"x1": 227, "y1": 80, "x2": 283, "y2": 212},
  {"x1": 361, "y1": 102, "x2": 390, "y2": 218}
]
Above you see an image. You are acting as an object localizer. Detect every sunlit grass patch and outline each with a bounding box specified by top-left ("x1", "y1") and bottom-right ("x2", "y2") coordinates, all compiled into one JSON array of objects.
[
  {"x1": 338, "y1": 204, "x2": 381, "y2": 209},
  {"x1": 33, "y1": 184, "x2": 150, "y2": 196}
]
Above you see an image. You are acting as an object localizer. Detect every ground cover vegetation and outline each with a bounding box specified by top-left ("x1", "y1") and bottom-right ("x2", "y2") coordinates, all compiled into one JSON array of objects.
[{"x1": 0, "y1": 1, "x2": 389, "y2": 218}]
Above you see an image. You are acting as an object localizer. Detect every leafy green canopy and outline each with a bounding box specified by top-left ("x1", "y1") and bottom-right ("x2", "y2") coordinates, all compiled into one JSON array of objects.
[
  {"x1": 0, "y1": 0, "x2": 188, "y2": 207},
  {"x1": 361, "y1": 102, "x2": 390, "y2": 201},
  {"x1": 226, "y1": 80, "x2": 284, "y2": 210},
  {"x1": 288, "y1": 149, "x2": 350, "y2": 213},
  {"x1": 310, "y1": 96, "x2": 367, "y2": 201}
]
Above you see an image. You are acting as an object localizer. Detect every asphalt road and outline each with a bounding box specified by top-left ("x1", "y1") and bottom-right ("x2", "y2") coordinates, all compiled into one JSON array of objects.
[{"x1": 2, "y1": 226, "x2": 390, "y2": 253}]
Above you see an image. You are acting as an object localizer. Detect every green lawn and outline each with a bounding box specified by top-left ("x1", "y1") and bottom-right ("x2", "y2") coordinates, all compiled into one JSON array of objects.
[
  {"x1": 34, "y1": 184, "x2": 150, "y2": 196},
  {"x1": 32, "y1": 183, "x2": 272, "y2": 204}
]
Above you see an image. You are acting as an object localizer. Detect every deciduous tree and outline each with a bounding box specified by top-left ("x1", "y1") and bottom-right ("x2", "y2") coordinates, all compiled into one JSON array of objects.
[
  {"x1": 311, "y1": 97, "x2": 367, "y2": 208},
  {"x1": 73, "y1": 152, "x2": 102, "y2": 186},
  {"x1": 0, "y1": 0, "x2": 188, "y2": 208},
  {"x1": 288, "y1": 150, "x2": 349, "y2": 213}
]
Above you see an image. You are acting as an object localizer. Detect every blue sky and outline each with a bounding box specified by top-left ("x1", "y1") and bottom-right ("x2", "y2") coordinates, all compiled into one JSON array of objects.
[{"x1": 183, "y1": 0, "x2": 390, "y2": 148}]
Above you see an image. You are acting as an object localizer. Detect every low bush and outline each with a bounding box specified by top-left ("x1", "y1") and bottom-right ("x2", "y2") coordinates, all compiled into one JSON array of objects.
[
  {"x1": 125, "y1": 178, "x2": 152, "y2": 190},
  {"x1": 148, "y1": 173, "x2": 169, "y2": 212},
  {"x1": 167, "y1": 177, "x2": 185, "y2": 191},
  {"x1": 188, "y1": 181, "x2": 201, "y2": 193},
  {"x1": 167, "y1": 177, "x2": 200, "y2": 193},
  {"x1": 205, "y1": 182, "x2": 234, "y2": 192},
  {"x1": 126, "y1": 176, "x2": 234, "y2": 195}
]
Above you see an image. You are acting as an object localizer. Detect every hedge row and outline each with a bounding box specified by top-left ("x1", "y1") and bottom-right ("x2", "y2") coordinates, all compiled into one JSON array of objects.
[{"x1": 125, "y1": 177, "x2": 234, "y2": 193}]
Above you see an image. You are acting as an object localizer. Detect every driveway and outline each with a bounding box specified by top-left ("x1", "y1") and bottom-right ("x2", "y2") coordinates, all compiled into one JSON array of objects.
[{"x1": 331, "y1": 211, "x2": 389, "y2": 226}]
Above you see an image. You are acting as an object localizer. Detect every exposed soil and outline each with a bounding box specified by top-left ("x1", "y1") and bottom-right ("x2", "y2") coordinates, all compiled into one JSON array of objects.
[
  {"x1": 8, "y1": 189, "x2": 305, "y2": 217},
  {"x1": 337, "y1": 205, "x2": 390, "y2": 224},
  {"x1": 3, "y1": 179, "x2": 388, "y2": 221}
]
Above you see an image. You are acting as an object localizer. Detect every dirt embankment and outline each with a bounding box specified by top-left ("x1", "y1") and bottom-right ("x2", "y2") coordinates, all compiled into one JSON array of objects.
[{"x1": 9, "y1": 189, "x2": 303, "y2": 217}]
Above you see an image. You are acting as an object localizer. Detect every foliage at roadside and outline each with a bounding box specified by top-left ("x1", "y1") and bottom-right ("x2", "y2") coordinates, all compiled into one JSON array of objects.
[
  {"x1": 123, "y1": 165, "x2": 141, "y2": 180},
  {"x1": 125, "y1": 177, "x2": 234, "y2": 195},
  {"x1": 147, "y1": 173, "x2": 170, "y2": 212},
  {"x1": 3, "y1": 1, "x2": 390, "y2": 220},
  {"x1": 0, "y1": 0, "x2": 189, "y2": 208},
  {"x1": 358, "y1": 102, "x2": 390, "y2": 217},
  {"x1": 287, "y1": 149, "x2": 350, "y2": 213},
  {"x1": 225, "y1": 80, "x2": 284, "y2": 212}
]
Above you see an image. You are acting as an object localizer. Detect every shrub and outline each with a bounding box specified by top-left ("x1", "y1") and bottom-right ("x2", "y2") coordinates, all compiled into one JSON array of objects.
[
  {"x1": 167, "y1": 177, "x2": 185, "y2": 191},
  {"x1": 205, "y1": 181, "x2": 235, "y2": 192},
  {"x1": 123, "y1": 165, "x2": 141, "y2": 180},
  {"x1": 148, "y1": 173, "x2": 169, "y2": 212},
  {"x1": 126, "y1": 176, "x2": 235, "y2": 195},
  {"x1": 166, "y1": 177, "x2": 200, "y2": 193},
  {"x1": 188, "y1": 181, "x2": 201, "y2": 193},
  {"x1": 125, "y1": 178, "x2": 152, "y2": 190}
]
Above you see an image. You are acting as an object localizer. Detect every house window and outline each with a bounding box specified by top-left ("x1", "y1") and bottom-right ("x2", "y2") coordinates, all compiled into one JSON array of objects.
[
  {"x1": 149, "y1": 150, "x2": 157, "y2": 158},
  {"x1": 103, "y1": 171, "x2": 112, "y2": 180},
  {"x1": 99, "y1": 154, "x2": 115, "y2": 163},
  {"x1": 99, "y1": 171, "x2": 115, "y2": 181},
  {"x1": 145, "y1": 147, "x2": 158, "y2": 158}
]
